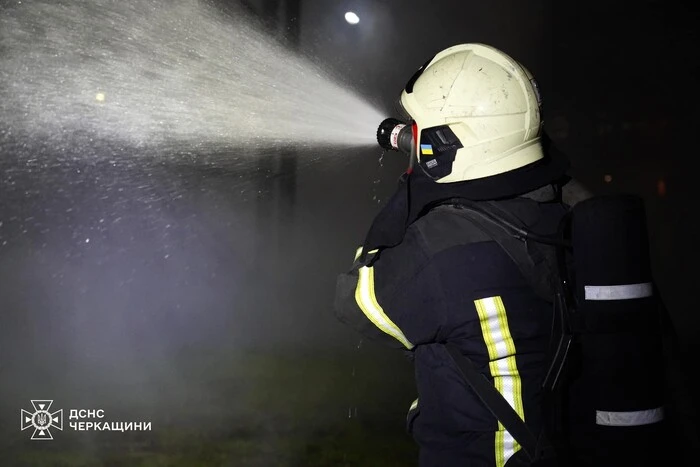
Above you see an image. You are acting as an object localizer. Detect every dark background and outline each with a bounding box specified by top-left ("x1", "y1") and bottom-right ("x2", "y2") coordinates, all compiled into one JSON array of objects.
[{"x1": 1, "y1": 0, "x2": 697, "y2": 465}]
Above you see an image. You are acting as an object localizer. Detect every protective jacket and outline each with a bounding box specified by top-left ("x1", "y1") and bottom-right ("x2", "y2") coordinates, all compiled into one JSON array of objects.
[{"x1": 334, "y1": 173, "x2": 568, "y2": 467}]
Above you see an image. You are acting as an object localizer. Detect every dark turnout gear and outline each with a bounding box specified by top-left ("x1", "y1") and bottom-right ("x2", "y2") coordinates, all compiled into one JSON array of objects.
[
  {"x1": 356, "y1": 131, "x2": 569, "y2": 265},
  {"x1": 334, "y1": 170, "x2": 568, "y2": 467},
  {"x1": 334, "y1": 174, "x2": 675, "y2": 466}
]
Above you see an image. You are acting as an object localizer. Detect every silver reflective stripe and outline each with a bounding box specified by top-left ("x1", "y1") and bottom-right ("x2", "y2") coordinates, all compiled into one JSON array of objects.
[
  {"x1": 584, "y1": 282, "x2": 653, "y2": 301},
  {"x1": 596, "y1": 407, "x2": 664, "y2": 426}
]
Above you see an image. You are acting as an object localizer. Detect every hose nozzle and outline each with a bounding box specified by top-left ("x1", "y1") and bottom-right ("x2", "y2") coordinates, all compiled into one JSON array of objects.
[{"x1": 376, "y1": 118, "x2": 412, "y2": 153}]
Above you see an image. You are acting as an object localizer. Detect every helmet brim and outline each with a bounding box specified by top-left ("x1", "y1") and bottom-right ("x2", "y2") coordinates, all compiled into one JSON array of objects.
[{"x1": 438, "y1": 132, "x2": 570, "y2": 201}]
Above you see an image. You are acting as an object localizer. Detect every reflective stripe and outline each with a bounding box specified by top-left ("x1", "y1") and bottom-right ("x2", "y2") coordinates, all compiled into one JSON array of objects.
[
  {"x1": 596, "y1": 407, "x2": 664, "y2": 426},
  {"x1": 354, "y1": 247, "x2": 363, "y2": 261},
  {"x1": 584, "y1": 282, "x2": 653, "y2": 301},
  {"x1": 354, "y1": 265, "x2": 414, "y2": 350},
  {"x1": 354, "y1": 247, "x2": 379, "y2": 261},
  {"x1": 407, "y1": 398, "x2": 419, "y2": 430},
  {"x1": 475, "y1": 296, "x2": 523, "y2": 467}
]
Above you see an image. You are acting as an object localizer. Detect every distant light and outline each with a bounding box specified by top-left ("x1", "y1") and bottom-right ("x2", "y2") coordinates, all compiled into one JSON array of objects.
[
  {"x1": 657, "y1": 179, "x2": 666, "y2": 197},
  {"x1": 603, "y1": 174, "x2": 613, "y2": 183},
  {"x1": 95, "y1": 92, "x2": 105, "y2": 102},
  {"x1": 345, "y1": 12, "x2": 360, "y2": 25}
]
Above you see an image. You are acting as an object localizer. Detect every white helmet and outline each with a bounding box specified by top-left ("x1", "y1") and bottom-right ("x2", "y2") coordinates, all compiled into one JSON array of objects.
[{"x1": 399, "y1": 43, "x2": 544, "y2": 183}]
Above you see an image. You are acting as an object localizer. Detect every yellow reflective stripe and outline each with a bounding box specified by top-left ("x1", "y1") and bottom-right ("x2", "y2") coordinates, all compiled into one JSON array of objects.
[
  {"x1": 409, "y1": 398, "x2": 419, "y2": 412},
  {"x1": 495, "y1": 430, "x2": 506, "y2": 467},
  {"x1": 354, "y1": 247, "x2": 379, "y2": 261},
  {"x1": 475, "y1": 296, "x2": 523, "y2": 467},
  {"x1": 354, "y1": 247, "x2": 363, "y2": 261},
  {"x1": 354, "y1": 265, "x2": 414, "y2": 350}
]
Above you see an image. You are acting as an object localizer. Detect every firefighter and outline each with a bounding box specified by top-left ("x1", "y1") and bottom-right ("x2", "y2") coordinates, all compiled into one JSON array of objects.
[{"x1": 333, "y1": 43, "x2": 576, "y2": 467}]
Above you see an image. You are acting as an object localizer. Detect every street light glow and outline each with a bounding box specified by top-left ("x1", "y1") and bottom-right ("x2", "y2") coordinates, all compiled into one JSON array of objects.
[{"x1": 345, "y1": 12, "x2": 360, "y2": 25}]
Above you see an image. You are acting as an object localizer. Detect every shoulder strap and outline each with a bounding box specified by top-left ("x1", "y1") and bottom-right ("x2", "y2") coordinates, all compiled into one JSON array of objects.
[
  {"x1": 444, "y1": 343, "x2": 542, "y2": 461},
  {"x1": 442, "y1": 198, "x2": 576, "y2": 387},
  {"x1": 439, "y1": 199, "x2": 561, "y2": 302},
  {"x1": 433, "y1": 199, "x2": 573, "y2": 463}
]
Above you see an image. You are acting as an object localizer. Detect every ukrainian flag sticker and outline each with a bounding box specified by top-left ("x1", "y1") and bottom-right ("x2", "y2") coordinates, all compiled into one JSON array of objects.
[{"x1": 420, "y1": 144, "x2": 433, "y2": 155}]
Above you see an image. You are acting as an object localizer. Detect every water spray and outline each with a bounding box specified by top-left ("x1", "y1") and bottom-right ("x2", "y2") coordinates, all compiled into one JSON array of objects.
[{"x1": 0, "y1": 0, "x2": 385, "y2": 160}]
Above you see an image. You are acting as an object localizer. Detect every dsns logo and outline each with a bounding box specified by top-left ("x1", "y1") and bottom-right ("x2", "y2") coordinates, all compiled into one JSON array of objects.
[{"x1": 21, "y1": 400, "x2": 63, "y2": 440}]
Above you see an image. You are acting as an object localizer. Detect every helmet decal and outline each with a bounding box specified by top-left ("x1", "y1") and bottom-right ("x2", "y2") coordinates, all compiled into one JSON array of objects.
[{"x1": 418, "y1": 125, "x2": 463, "y2": 179}]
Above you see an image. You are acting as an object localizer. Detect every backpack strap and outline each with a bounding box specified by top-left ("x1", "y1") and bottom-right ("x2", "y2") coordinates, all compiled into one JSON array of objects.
[
  {"x1": 429, "y1": 199, "x2": 573, "y2": 463},
  {"x1": 439, "y1": 198, "x2": 576, "y2": 388},
  {"x1": 437, "y1": 198, "x2": 562, "y2": 302},
  {"x1": 443, "y1": 342, "x2": 541, "y2": 461}
]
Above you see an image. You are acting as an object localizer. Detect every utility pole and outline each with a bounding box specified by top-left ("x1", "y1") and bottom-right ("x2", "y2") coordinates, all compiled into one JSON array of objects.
[
  {"x1": 277, "y1": 0, "x2": 300, "y2": 251},
  {"x1": 242, "y1": 0, "x2": 301, "y2": 269}
]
